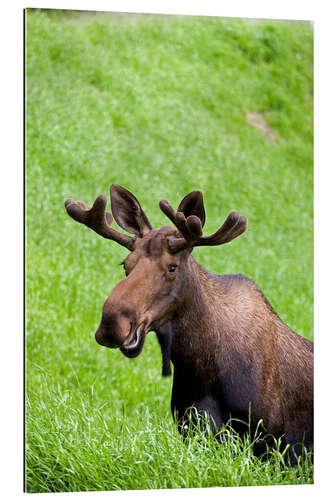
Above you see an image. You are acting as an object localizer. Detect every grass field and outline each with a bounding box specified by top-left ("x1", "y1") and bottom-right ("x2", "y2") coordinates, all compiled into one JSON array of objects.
[{"x1": 25, "y1": 9, "x2": 314, "y2": 492}]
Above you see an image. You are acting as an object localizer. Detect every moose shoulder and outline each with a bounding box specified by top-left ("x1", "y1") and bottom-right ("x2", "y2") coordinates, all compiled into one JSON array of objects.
[{"x1": 65, "y1": 184, "x2": 313, "y2": 461}]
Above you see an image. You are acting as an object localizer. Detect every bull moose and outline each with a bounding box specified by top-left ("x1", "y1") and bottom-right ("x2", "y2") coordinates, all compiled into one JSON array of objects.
[{"x1": 65, "y1": 184, "x2": 313, "y2": 462}]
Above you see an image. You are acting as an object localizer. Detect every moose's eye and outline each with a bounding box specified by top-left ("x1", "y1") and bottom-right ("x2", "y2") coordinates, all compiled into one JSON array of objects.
[{"x1": 168, "y1": 264, "x2": 178, "y2": 273}]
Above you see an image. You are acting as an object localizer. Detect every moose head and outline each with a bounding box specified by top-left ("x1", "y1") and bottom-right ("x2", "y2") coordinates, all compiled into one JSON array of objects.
[{"x1": 65, "y1": 185, "x2": 247, "y2": 359}]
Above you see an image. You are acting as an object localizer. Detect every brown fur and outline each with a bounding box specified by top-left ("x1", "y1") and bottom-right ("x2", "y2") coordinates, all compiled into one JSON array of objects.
[
  {"x1": 65, "y1": 185, "x2": 313, "y2": 461},
  {"x1": 170, "y1": 258, "x2": 313, "y2": 442}
]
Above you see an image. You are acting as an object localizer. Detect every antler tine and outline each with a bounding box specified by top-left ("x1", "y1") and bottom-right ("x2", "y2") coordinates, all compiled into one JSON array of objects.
[
  {"x1": 195, "y1": 212, "x2": 247, "y2": 247},
  {"x1": 159, "y1": 199, "x2": 177, "y2": 224},
  {"x1": 65, "y1": 195, "x2": 135, "y2": 251},
  {"x1": 159, "y1": 199, "x2": 204, "y2": 241},
  {"x1": 165, "y1": 209, "x2": 247, "y2": 254}
]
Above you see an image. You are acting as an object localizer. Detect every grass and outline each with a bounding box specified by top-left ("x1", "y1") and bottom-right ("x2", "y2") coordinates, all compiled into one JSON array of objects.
[{"x1": 25, "y1": 9, "x2": 313, "y2": 493}]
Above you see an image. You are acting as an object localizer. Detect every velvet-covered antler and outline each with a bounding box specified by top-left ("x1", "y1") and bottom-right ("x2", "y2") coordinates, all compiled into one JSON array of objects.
[
  {"x1": 65, "y1": 194, "x2": 135, "y2": 250},
  {"x1": 159, "y1": 191, "x2": 247, "y2": 253}
]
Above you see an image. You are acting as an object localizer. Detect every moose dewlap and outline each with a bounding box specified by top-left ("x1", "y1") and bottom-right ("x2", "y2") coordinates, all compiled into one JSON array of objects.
[{"x1": 65, "y1": 184, "x2": 313, "y2": 462}]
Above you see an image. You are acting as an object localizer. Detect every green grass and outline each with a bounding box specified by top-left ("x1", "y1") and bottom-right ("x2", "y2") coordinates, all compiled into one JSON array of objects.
[{"x1": 25, "y1": 9, "x2": 313, "y2": 493}]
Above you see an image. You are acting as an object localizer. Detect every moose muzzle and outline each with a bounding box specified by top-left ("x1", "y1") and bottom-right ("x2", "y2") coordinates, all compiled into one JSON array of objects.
[
  {"x1": 95, "y1": 302, "x2": 137, "y2": 347},
  {"x1": 94, "y1": 298, "x2": 147, "y2": 358}
]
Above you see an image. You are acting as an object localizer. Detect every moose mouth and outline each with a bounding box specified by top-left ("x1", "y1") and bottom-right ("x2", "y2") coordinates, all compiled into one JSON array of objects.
[{"x1": 120, "y1": 323, "x2": 147, "y2": 359}]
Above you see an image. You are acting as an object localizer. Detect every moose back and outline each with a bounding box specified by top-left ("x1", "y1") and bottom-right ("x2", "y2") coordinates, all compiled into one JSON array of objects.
[{"x1": 65, "y1": 184, "x2": 313, "y2": 460}]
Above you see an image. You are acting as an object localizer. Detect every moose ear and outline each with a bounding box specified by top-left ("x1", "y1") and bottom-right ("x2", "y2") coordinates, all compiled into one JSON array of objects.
[
  {"x1": 110, "y1": 184, "x2": 152, "y2": 237},
  {"x1": 177, "y1": 190, "x2": 206, "y2": 228}
]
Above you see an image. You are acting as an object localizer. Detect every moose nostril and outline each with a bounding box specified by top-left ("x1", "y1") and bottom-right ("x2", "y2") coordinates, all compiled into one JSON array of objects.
[
  {"x1": 101, "y1": 315, "x2": 113, "y2": 329},
  {"x1": 95, "y1": 328, "x2": 118, "y2": 348},
  {"x1": 96, "y1": 309, "x2": 137, "y2": 348}
]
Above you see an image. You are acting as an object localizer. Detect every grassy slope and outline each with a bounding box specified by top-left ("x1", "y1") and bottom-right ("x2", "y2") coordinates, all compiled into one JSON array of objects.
[{"x1": 25, "y1": 10, "x2": 313, "y2": 492}]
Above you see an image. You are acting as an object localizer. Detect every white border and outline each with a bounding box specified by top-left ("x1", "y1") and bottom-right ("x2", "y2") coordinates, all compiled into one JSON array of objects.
[
  {"x1": 8, "y1": 0, "x2": 318, "y2": 20},
  {"x1": 1, "y1": 1, "x2": 332, "y2": 499}
]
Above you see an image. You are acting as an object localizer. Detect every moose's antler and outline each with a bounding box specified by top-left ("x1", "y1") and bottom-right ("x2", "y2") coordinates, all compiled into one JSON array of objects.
[
  {"x1": 65, "y1": 195, "x2": 135, "y2": 250},
  {"x1": 159, "y1": 191, "x2": 247, "y2": 253}
]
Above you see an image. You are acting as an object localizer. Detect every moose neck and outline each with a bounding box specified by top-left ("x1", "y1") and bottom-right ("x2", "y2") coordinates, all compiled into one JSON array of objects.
[{"x1": 170, "y1": 255, "x2": 223, "y2": 373}]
